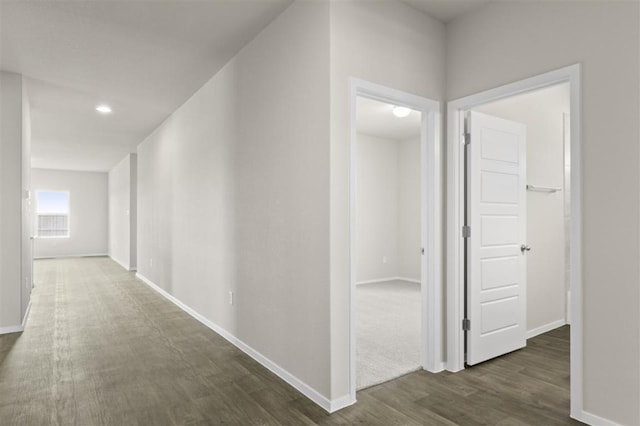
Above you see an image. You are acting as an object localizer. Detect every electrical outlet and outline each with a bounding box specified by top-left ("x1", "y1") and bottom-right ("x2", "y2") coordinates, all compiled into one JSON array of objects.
[
  {"x1": 383, "y1": 256, "x2": 388, "y2": 264},
  {"x1": 229, "y1": 291, "x2": 234, "y2": 305}
]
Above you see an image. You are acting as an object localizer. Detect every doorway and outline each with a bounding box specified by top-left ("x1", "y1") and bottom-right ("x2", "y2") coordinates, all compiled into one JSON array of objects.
[
  {"x1": 446, "y1": 64, "x2": 582, "y2": 418},
  {"x1": 354, "y1": 96, "x2": 422, "y2": 389},
  {"x1": 349, "y1": 79, "x2": 442, "y2": 403},
  {"x1": 473, "y1": 82, "x2": 571, "y2": 339}
]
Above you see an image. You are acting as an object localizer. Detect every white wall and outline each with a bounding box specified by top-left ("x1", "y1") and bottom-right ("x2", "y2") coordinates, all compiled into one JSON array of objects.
[
  {"x1": 108, "y1": 155, "x2": 130, "y2": 268},
  {"x1": 21, "y1": 75, "x2": 33, "y2": 322},
  {"x1": 356, "y1": 134, "x2": 399, "y2": 282},
  {"x1": 356, "y1": 134, "x2": 420, "y2": 283},
  {"x1": 446, "y1": 2, "x2": 640, "y2": 423},
  {"x1": 563, "y1": 114, "x2": 570, "y2": 317},
  {"x1": 32, "y1": 169, "x2": 108, "y2": 258},
  {"x1": 130, "y1": 155, "x2": 137, "y2": 270},
  {"x1": 475, "y1": 83, "x2": 570, "y2": 335},
  {"x1": 108, "y1": 154, "x2": 137, "y2": 270},
  {"x1": 329, "y1": 1, "x2": 445, "y2": 399},
  {"x1": 136, "y1": 1, "x2": 331, "y2": 400},
  {"x1": 397, "y1": 137, "x2": 421, "y2": 281},
  {"x1": 136, "y1": 1, "x2": 440, "y2": 403},
  {"x1": 0, "y1": 72, "x2": 23, "y2": 330},
  {"x1": 0, "y1": 71, "x2": 31, "y2": 332}
]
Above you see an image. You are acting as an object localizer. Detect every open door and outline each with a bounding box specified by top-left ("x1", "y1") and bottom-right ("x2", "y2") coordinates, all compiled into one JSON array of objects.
[{"x1": 466, "y1": 111, "x2": 527, "y2": 366}]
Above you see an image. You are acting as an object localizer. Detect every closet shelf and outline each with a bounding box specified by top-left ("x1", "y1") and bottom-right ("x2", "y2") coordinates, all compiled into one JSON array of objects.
[{"x1": 526, "y1": 184, "x2": 561, "y2": 193}]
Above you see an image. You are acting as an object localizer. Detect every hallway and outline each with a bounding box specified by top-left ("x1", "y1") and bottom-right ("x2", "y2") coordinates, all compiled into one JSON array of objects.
[{"x1": 0, "y1": 257, "x2": 579, "y2": 425}]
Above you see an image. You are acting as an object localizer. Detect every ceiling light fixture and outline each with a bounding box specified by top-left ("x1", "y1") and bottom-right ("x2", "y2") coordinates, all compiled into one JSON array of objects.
[
  {"x1": 96, "y1": 104, "x2": 112, "y2": 114},
  {"x1": 392, "y1": 106, "x2": 411, "y2": 118}
]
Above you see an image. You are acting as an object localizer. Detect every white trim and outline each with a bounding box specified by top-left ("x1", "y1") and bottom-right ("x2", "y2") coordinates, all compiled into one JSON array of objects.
[
  {"x1": 135, "y1": 272, "x2": 343, "y2": 413},
  {"x1": 0, "y1": 325, "x2": 24, "y2": 335},
  {"x1": 349, "y1": 78, "x2": 443, "y2": 406},
  {"x1": 526, "y1": 319, "x2": 566, "y2": 340},
  {"x1": 109, "y1": 255, "x2": 131, "y2": 271},
  {"x1": 574, "y1": 411, "x2": 622, "y2": 426},
  {"x1": 330, "y1": 394, "x2": 356, "y2": 412},
  {"x1": 34, "y1": 253, "x2": 108, "y2": 260},
  {"x1": 21, "y1": 299, "x2": 32, "y2": 328},
  {"x1": 445, "y1": 98, "x2": 466, "y2": 373},
  {"x1": 445, "y1": 64, "x2": 583, "y2": 419},
  {"x1": 355, "y1": 276, "x2": 421, "y2": 285}
]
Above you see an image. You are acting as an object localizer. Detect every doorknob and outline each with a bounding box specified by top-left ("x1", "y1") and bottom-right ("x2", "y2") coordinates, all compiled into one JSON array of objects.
[{"x1": 520, "y1": 244, "x2": 531, "y2": 253}]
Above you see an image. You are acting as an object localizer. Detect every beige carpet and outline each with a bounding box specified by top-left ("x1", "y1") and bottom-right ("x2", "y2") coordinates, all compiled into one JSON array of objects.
[{"x1": 356, "y1": 280, "x2": 422, "y2": 390}]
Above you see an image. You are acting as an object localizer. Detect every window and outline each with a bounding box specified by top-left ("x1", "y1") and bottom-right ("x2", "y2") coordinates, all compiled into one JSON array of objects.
[{"x1": 36, "y1": 191, "x2": 70, "y2": 238}]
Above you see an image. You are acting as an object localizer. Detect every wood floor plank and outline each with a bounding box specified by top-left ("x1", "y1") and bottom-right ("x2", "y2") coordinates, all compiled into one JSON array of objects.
[{"x1": 0, "y1": 257, "x2": 583, "y2": 425}]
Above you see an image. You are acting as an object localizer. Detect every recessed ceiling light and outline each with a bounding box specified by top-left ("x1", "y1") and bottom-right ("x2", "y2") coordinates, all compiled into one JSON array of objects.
[
  {"x1": 96, "y1": 104, "x2": 112, "y2": 114},
  {"x1": 392, "y1": 106, "x2": 411, "y2": 118}
]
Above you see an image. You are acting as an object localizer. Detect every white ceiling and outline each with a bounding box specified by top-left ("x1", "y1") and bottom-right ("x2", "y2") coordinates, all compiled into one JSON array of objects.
[
  {"x1": 402, "y1": 0, "x2": 491, "y2": 23},
  {"x1": 0, "y1": 0, "x2": 292, "y2": 171},
  {"x1": 356, "y1": 97, "x2": 421, "y2": 141}
]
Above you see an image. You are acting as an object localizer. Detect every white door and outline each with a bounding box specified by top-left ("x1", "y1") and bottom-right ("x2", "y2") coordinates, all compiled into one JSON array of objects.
[{"x1": 466, "y1": 111, "x2": 527, "y2": 366}]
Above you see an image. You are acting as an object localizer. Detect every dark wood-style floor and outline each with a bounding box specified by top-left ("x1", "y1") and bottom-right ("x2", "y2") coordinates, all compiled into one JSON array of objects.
[{"x1": 0, "y1": 257, "x2": 582, "y2": 425}]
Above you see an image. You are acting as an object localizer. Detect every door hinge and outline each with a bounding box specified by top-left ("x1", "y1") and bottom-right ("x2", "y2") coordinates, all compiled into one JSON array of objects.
[
  {"x1": 421, "y1": 247, "x2": 425, "y2": 255},
  {"x1": 462, "y1": 318, "x2": 471, "y2": 331},
  {"x1": 463, "y1": 133, "x2": 471, "y2": 145},
  {"x1": 462, "y1": 225, "x2": 471, "y2": 238}
]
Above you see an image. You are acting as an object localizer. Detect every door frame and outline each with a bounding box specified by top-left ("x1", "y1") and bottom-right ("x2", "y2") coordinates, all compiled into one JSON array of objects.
[
  {"x1": 445, "y1": 64, "x2": 582, "y2": 418},
  {"x1": 349, "y1": 78, "x2": 443, "y2": 403}
]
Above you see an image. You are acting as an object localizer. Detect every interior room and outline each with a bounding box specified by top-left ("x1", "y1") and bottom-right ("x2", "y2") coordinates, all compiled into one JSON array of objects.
[
  {"x1": 452, "y1": 83, "x2": 573, "y2": 399},
  {"x1": 31, "y1": 168, "x2": 109, "y2": 260},
  {"x1": 0, "y1": 1, "x2": 638, "y2": 426},
  {"x1": 473, "y1": 83, "x2": 571, "y2": 340},
  {"x1": 354, "y1": 96, "x2": 422, "y2": 389}
]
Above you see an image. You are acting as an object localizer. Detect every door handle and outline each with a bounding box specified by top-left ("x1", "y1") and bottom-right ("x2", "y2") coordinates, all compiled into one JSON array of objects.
[{"x1": 520, "y1": 244, "x2": 531, "y2": 253}]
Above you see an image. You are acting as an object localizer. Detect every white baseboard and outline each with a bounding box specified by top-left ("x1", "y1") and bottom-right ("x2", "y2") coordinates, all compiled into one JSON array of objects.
[
  {"x1": 34, "y1": 253, "x2": 108, "y2": 260},
  {"x1": 356, "y1": 276, "x2": 420, "y2": 285},
  {"x1": 0, "y1": 325, "x2": 23, "y2": 335},
  {"x1": 21, "y1": 299, "x2": 32, "y2": 328},
  {"x1": 0, "y1": 300, "x2": 32, "y2": 335},
  {"x1": 526, "y1": 319, "x2": 566, "y2": 339},
  {"x1": 426, "y1": 362, "x2": 445, "y2": 373},
  {"x1": 109, "y1": 255, "x2": 131, "y2": 271},
  {"x1": 330, "y1": 394, "x2": 356, "y2": 412},
  {"x1": 574, "y1": 410, "x2": 622, "y2": 426},
  {"x1": 135, "y1": 272, "x2": 340, "y2": 413}
]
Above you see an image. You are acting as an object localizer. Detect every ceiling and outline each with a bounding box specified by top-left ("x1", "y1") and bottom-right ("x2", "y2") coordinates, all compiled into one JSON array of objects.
[
  {"x1": 356, "y1": 97, "x2": 421, "y2": 141},
  {"x1": 0, "y1": 0, "x2": 493, "y2": 172},
  {"x1": 0, "y1": 0, "x2": 292, "y2": 171},
  {"x1": 402, "y1": 0, "x2": 491, "y2": 23}
]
